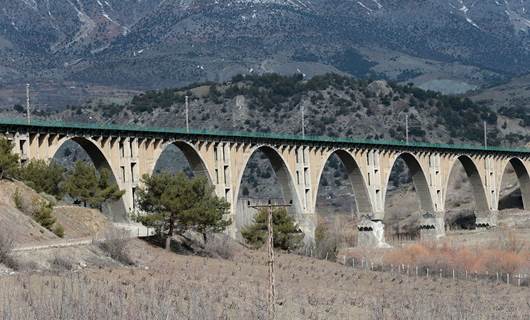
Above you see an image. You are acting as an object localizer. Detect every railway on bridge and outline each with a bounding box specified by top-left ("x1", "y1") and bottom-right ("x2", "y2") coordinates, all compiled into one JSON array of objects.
[{"x1": 1, "y1": 118, "x2": 529, "y2": 247}]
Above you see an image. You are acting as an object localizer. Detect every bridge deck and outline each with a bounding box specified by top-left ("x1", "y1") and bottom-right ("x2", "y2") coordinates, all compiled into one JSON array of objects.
[{"x1": 0, "y1": 118, "x2": 528, "y2": 155}]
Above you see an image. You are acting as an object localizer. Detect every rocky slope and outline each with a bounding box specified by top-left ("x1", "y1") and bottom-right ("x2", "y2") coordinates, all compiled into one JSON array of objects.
[{"x1": 2, "y1": 0, "x2": 530, "y2": 104}]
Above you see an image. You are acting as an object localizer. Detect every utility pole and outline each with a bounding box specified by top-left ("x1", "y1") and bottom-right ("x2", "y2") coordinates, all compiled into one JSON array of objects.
[
  {"x1": 248, "y1": 199, "x2": 293, "y2": 320},
  {"x1": 405, "y1": 114, "x2": 409, "y2": 145},
  {"x1": 301, "y1": 104, "x2": 305, "y2": 138},
  {"x1": 26, "y1": 83, "x2": 31, "y2": 124},
  {"x1": 483, "y1": 121, "x2": 487, "y2": 149},
  {"x1": 185, "y1": 95, "x2": 190, "y2": 133}
]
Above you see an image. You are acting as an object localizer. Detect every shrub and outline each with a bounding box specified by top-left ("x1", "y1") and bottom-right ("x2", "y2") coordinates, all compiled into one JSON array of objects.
[
  {"x1": 204, "y1": 234, "x2": 236, "y2": 259},
  {"x1": 50, "y1": 256, "x2": 73, "y2": 271},
  {"x1": 53, "y1": 223, "x2": 65, "y2": 238},
  {"x1": 241, "y1": 208, "x2": 304, "y2": 250},
  {"x1": 0, "y1": 138, "x2": 19, "y2": 180},
  {"x1": 97, "y1": 227, "x2": 134, "y2": 265},
  {"x1": 0, "y1": 232, "x2": 17, "y2": 270},
  {"x1": 382, "y1": 241, "x2": 530, "y2": 274},
  {"x1": 314, "y1": 223, "x2": 338, "y2": 260},
  {"x1": 13, "y1": 187, "x2": 23, "y2": 210},
  {"x1": 32, "y1": 199, "x2": 56, "y2": 231}
]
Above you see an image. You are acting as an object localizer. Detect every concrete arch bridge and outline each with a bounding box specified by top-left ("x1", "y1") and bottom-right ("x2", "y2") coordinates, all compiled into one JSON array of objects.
[{"x1": 1, "y1": 119, "x2": 529, "y2": 247}]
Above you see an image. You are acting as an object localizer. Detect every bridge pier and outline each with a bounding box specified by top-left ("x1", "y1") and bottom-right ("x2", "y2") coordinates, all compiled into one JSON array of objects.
[
  {"x1": 299, "y1": 212, "x2": 317, "y2": 244},
  {"x1": 357, "y1": 218, "x2": 389, "y2": 248},
  {"x1": 475, "y1": 210, "x2": 498, "y2": 229},
  {"x1": 419, "y1": 212, "x2": 445, "y2": 240}
]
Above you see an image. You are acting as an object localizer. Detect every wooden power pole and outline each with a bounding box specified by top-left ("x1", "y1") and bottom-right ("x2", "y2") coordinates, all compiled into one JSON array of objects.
[{"x1": 248, "y1": 199, "x2": 292, "y2": 320}]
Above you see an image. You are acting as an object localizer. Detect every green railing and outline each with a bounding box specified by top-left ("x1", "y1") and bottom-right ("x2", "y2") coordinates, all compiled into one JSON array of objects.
[{"x1": 0, "y1": 117, "x2": 529, "y2": 154}]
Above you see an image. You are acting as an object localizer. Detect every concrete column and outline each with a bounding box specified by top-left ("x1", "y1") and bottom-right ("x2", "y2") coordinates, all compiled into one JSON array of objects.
[
  {"x1": 419, "y1": 211, "x2": 445, "y2": 239},
  {"x1": 299, "y1": 212, "x2": 317, "y2": 244},
  {"x1": 475, "y1": 210, "x2": 498, "y2": 228},
  {"x1": 357, "y1": 218, "x2": 389, "y2": 248}
]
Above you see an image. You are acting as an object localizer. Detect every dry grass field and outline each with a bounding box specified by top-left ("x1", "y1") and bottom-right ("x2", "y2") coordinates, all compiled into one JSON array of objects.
[{"x1": 0, "y1": 237, "x2": 529, "y2": 320}]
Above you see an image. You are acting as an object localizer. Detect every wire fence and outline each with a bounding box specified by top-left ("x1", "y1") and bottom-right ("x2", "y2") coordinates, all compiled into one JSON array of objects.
[{"x1": 335, "y1": 255, "x2": 530, "y2": 288}]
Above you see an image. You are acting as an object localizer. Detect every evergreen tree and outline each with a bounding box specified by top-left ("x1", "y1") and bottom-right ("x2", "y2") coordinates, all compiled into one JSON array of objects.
[
  {"x1": 19, "y1": 160, "x2": 65, "y2": 197},
  {"x1": 63, "y1": 161, "x2": 124, "y2": 209},
  {"x1": 0, "y1": 138, "x2": 19, "y2": 180},
  {"x1": 241, "y1": 208, "x2": 304, "y2": 250},
  {"x1": 33, "y1": 200, "x2": 56, "y2": 231},
  {"x1": 89, "y1": 168, "x2": 124, "y2": 209},
  {"x1": 137, "y1": 172, "x2": 231, "y2": 249}
]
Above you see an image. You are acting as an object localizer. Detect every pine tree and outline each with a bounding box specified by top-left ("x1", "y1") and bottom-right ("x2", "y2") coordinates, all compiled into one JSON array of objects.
[
  {"x1": 89, "y1": 168, "x2": 124, "y2": 209},
  {"x1": 137, "y1": 172, "x2": 231, "y2": 249},
  {"x1": 0, "y1": 138, "x2": 19, "y2": 180},
  {"x1": 63, "y1": 161, "x2": 124, "y2": 208},
  {"x1": 241, "y1": 208, "x2": 304, "y2": 250},
  {"x1": 19, "y1": 160, "x2": 65, "y2": 197}
]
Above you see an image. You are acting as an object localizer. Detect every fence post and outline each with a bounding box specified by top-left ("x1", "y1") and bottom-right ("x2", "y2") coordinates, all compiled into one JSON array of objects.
[
  {"x1": 439, "y1": 269, "x2": 442, "y2": 279},
  {"x1": 452, "y1": 269, "x2": 455, "y2": 280},
  {"x1": 415, "y1": 266, "x2": 418, "y2": 277},
  {"x1": 496, "y1": 272, "x2": 499, "y2": 282},
  {"x1": 518, "y1": 275, "x2": 521, "y2": 287},
  {"x1": 465, "y1": 270, "x2": 468, "y2": 280},
  {"x1": 426, "y1": 268, "x2": 429, "y2": 278},
  {"x1": 352, "y1": 258, "x2": 355, "y2": 269},
  {"x1": 507, "y1": 273, "x2": 510, "y2": 285}
]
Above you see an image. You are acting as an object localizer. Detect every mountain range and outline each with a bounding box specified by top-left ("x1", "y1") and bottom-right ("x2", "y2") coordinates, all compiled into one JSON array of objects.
[{"x1": 2, "y1": 0, "x2": 530, "y2": 102}]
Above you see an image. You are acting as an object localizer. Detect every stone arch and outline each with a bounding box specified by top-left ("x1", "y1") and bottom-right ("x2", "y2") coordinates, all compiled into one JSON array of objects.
[
  {"x1": 499, "y1": 157, "x2": 530, "y2": 210},
  {"x1": 150, "y1": 140, "x2": 213, "y2": 184},
  {"x1": 383, "y1": 152, "x2": 435, "y2": 213},
  {"x1": 233, "y1": 145, "x2": 302, "y2": 229},
  {"x1": 445, "y1": 155, "x2": 489, "y2": 212},
  {"x1": 313, "y1": 149, "x2": 373, "y2": 215},
  {"x1": 50, "y1": 136, "x2": 127, "y2": 221}
]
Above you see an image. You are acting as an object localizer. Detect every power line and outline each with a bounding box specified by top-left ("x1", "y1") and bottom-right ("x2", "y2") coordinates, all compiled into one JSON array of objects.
[
  {"x1": 185, "y1": 95, "x2": 190, "y2": 133},
  {"x1": 247, "y1": 199, "x2": 292, "y2": 320},
  {"x1": 301, "y1": 104, "x2": 305, "y2": 138},
  {"x1": 26, "y1": 83, "x2": 31, "y2": 124}
]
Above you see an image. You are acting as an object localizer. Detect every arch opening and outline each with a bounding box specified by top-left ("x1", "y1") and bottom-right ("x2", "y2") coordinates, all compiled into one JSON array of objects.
[
  {"x1": 313, "y1": 150, "x2": 371, "y2": 250},
  {"x1": 499, "y1": 158, "x2": 530, "y2": 211},
  {"x1": 152, "y1": 141, "x2": 211, "y2": 183},
  {"x1": 383, "y1": 153, "x2": 433, "y2": 241},
  {"x1": 53, "y1": 137, "x2": 127, "y2": 222},
  {"x1": 235, "y1": 146, "x2": 302, "y2": 236},
  {"x1": 445, "y1": 156, "x2": 489, "y2": 230}
]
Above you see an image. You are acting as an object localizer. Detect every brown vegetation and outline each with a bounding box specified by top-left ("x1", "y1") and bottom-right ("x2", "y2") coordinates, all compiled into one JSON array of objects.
[
  {"x1": 0, "y1": 239, "x2": 529, "y2": 319},
  {"x1": 383, "y1": 231, "x2": 530, "y2": 275}
]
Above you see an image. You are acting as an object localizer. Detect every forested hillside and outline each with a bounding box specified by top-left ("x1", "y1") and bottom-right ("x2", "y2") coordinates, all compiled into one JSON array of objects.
[{"x1": 19, "y1": 74, "x2": 528, "y2": 147}]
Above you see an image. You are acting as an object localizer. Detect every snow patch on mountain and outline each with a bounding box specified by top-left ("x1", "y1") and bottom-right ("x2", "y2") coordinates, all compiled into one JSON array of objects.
[
  {"x1": 64, "y1": 0, "x2": 97, "y2": 48},
  {"x1": 449, "y1": 0, "x2": 480, "y2": 29},
  {"x1": 505, "y1": 9, "x2": 530, "y2": 32},
  {"x1": 178, "y1": 0, "x2": 310, "y2": 9},
  {"x1": 20, "y1": 0, "x2": 38, "y2": 11}
]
